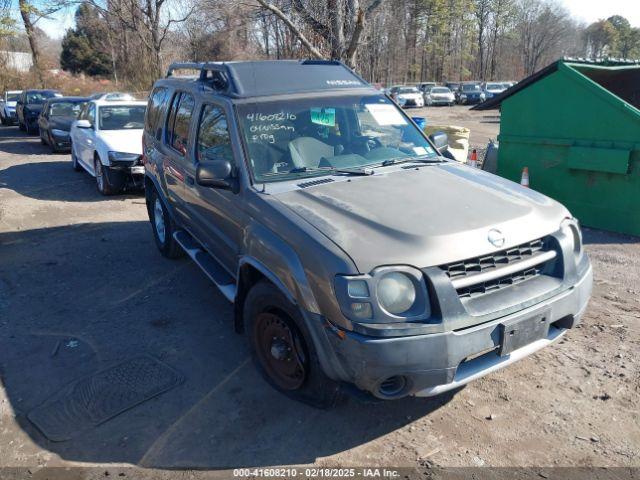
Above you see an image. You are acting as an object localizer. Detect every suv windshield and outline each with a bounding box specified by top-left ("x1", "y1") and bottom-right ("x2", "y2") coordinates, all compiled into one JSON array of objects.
[
  {"x1": 431, "y1": 88, "x2": 450, "y2": 94},
  {"x1": 462, "y1": 84, "x2": 480, "y2": 92},
  {"x1": 26, "y1": 91, "x2": 58, "y2": 104},
  {"x1": 98, "y1": 105, "x2": 145, "y2": 130},
  {"x1": 237, "y1": 94, "x2": 438, "y2": 182},
  {"x1": 49, "y1": 101, "x2": 83, "y2": 117},
  {"x1": 485, "y1": 83, "x2": 503, "y2": 91},
  {"x1": 6, "y1": 93, "x2": 20, "y2": 102}
]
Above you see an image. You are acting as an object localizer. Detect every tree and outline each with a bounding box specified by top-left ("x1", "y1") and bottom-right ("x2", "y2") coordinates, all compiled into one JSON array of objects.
[
  {"x1": 60, "y1": 3, "x2": 113, "y2": 76},
  {"x1": 584, "y1": 19, "x2": 618, "y2": 58},
  {"x1": 606, "y1": 15, "x2": 640, "y2": 59},
  {"x1": 516, "y1": 0, "x2": 573, "y2": 76},
  {"x1": 255, "y1": 0, "x2": 386, "y2": 67},
  {"x1": 87, "y1": 0, "x2": 195, "y2": 82},
  {"x1": 473, "y1": 0, "x2": 490, "y2": 79},
  {"x1": 17, "y1": 0, "x2": 69, "y2": 86}
]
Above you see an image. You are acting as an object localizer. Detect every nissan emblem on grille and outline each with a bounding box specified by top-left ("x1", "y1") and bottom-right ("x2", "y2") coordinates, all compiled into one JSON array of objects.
[{"x1": 488, "y1": 229, "x2": 505, "y2": 248}]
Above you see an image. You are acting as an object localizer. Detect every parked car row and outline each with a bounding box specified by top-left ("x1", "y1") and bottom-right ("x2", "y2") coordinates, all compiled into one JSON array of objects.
[
  {"x1": 1, "y1": 88, "x2": 147, "y2": 195},
  {"x1": 383, "y1": 80, "x2": 517, "y2": 107}
]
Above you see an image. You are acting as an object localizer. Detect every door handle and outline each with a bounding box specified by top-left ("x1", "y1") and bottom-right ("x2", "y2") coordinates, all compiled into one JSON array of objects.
[{"x1": 186, "y1": 175, "x2": 195, "y2": 186}]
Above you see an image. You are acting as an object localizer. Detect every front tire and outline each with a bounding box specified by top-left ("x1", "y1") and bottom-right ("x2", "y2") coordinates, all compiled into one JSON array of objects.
[
  {"x1": 94, "y1": 157, "x2": 119, "y2": 195},
  {"x1": 71, "y1": 144, "x2": 82, "y2": 171},
  {"x1": 147, "y1": 187, "x2": 182, "y2": 258},
  {"x1": 244, "y1": 281, "x2": 343, "y2": 409}
]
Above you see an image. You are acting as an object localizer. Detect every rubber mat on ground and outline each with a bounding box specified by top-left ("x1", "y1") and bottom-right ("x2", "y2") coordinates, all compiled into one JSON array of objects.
[{"x1": 28, "y1": 355, "x2": 183, "y2": 441}]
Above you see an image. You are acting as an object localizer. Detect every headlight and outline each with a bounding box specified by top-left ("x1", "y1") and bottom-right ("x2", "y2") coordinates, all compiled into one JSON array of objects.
[
  {"x1": 108, "y1": 151, "x2": 140, "y2": 162},
  {"x1": 51, "y1": 129, "x2": 69, "y2": 137},
  {"x1": 561, "y1": 218, "x2": 583, "y2": 261},
  {"x1": 377, "y1": 272, "x2": 416, "y2": 314},
  {"x1": 335, "y1": 267, "x2": 429, "y2": 323}
]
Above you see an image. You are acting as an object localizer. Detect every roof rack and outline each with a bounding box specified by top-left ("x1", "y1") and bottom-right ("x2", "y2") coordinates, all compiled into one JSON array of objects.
[
  {"x1": 166, "y1": 62, "x2": 234, "y2": 92},
  {"x1": 164, "y1": 60, "x2": 371, "y2": 98}
]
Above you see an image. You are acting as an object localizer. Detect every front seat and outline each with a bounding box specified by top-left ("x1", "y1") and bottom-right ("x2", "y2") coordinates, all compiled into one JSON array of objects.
[{"x1": 288, "y1": 137, "x2": 334, "y2": 169}]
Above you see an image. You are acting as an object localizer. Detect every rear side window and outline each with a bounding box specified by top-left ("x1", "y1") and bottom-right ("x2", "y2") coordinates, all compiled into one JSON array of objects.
[
  {"x1": 146, "y1": 86, "x2": 169, "y2": 140},
  {"x1": 165, "y1": 92, "x2": 194, "y2": 156},
  {"x1": 196, "y1": 104, "x2": 234, "y2": 165}
]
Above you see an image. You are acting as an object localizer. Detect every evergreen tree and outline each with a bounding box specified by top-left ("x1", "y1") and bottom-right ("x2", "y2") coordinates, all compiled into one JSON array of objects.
[{"x1": 59, "y1": 4, "x2": 112, "y2": 76}]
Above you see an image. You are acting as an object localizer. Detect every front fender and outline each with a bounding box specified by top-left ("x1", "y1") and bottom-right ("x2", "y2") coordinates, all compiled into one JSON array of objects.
[{"x1": 243, "y1": 221, "x2": 320, "y2": 314}]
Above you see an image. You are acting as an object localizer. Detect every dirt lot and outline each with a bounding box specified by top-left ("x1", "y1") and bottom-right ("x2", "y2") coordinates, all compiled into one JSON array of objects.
[{"x1": 0, "y1": 106, "x2": 639, "y2": 475}]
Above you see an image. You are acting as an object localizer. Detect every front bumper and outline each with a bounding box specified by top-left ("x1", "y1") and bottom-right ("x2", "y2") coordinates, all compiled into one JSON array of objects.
[
  {"x1": 429, "y1": 98, "x2": 454, "y2": 105},
  {"x1": 51, "y1": 134, "x2": 71, "y2": 150},
  {"x1": 462, "y1": 96, "x2": 484, "y2": 104},
  {"x1": 401, "y1": 98, "x2": 424, "y2": 107},
  {"x1": 103, "y1": 161, "x2": 145, "y2": 190},
  {"x1": 308, "y1": 262, "x2": 592, "y2": 399}
]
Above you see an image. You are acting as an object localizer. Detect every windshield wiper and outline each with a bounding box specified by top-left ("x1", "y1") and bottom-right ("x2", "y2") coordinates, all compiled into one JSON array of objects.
[
  {"x1": 375, "y1": 155, "x2": 445, "y2": 168},
  {"x1": 288, "y1": 166, "x2": 374, "y2": 176},
  {"x1": 334, "y1": 167, "x2": 374, "y2": 176},
  {"x1": 411, "y1": 156, "x2": 447, "y2": 163}
]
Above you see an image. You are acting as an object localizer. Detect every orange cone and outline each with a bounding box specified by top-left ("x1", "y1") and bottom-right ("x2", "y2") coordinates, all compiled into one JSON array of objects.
[
  {"x1": 468, "y1": 149, "x2": 478, "y2": 168},
  {"x1": 520, "y1": 167, "x2": 530, "y2": 187}
]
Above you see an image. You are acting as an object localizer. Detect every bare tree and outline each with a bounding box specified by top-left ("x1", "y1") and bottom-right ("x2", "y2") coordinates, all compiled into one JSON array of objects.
[
  {"x1": 87, "y1": 0, "x2": 195, "y2": 82},
  {"x1": 255, "y1": 0, "x2": 385, "y2": 66},
  {"x1": 17, "y1": 0, "x2": 69, "y2": 85},
  {"x1": 517, "y1": 0, "x2": 572, "y2": 76}
]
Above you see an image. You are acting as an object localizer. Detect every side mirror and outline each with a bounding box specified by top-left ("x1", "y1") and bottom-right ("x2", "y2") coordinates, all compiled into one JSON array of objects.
[
  {"x1": 76, "y1": 119, "x2": 92, "y2": 129},
  {"x1": 196, "y1": 159, "x2": 233, "y2": 189},
  {"x1": 429, "y1": 131, "x2": 449, "y2": 153}
]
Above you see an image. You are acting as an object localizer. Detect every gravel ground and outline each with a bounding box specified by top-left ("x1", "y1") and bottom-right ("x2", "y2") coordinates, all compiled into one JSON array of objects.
[{"x1": 0, "y1": 110, "x2": 638, "y2": 476}]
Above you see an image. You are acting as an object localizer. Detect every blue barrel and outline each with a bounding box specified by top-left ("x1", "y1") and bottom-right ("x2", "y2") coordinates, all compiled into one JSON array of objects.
[{"x1": 412, "y1": 117, "x2": 427, "y2": 131}]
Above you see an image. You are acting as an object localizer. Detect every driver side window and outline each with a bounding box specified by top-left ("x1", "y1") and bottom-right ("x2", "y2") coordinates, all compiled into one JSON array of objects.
[{"x1": 87, "y1": 104, "x2": 96, "y2": 126}]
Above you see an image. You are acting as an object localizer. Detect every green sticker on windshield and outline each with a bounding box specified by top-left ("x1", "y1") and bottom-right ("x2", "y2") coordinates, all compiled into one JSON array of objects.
[{"x1": 311, "y1": 108, "x2": 336, "y2": 127}]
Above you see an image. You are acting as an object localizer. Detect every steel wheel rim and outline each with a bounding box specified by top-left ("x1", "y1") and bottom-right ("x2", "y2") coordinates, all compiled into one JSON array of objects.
[
  {"x1": 254, "y1": 312, "x2": 306, "y2": 390},
  {"x1": 154, "y1": 198, "x2": 166, "y2": 244},
  {"x1": 95, "y1": 161, "x2": 104, "y2": 191}
]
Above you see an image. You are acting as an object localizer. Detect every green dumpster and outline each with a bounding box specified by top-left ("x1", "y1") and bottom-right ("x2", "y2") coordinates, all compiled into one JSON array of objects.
[{"x1": 473, "y1": 59, "x2": 640, "y2": 236}]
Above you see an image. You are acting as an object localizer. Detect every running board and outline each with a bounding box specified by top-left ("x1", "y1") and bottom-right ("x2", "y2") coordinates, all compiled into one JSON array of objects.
[{"x1": 173, "y1": 231, "x2": 236, "y2": 302}]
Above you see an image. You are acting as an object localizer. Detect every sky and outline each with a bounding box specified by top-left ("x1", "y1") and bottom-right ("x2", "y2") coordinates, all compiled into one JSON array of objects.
[
  {"x1": 560, "y1": 0, "x2": 640, "y2": 27},
  {"x1": 29, "y1": 0, "x2": 640, "y2": 40}
]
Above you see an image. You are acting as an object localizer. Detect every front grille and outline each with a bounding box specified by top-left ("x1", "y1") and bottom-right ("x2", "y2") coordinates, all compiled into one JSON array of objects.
[
  {"x1": 440, "y1": 238, "x2": 553, "y2": 299},
  {"x1": 455, "y1": 265, "x2": 544, "y2": 298}
]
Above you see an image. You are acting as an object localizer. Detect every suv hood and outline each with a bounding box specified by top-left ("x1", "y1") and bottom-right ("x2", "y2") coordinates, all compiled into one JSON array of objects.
[{"x1": 276, "y1": 163, "x2": 569, "y2": 273}]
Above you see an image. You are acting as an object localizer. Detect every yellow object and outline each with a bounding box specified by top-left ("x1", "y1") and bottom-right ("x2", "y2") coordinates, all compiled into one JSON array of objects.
[{"x1": 424, "y1": 124, "x2": 470, "y2": 163}]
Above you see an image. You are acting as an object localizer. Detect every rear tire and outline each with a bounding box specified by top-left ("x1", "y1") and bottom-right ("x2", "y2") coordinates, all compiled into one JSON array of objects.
[
  {"x1": 147, "y1": 187, "x2": 183, "y2": 259},
  {"x1": 244, "y1": 280, "x2": 343, "y2": 409}
]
